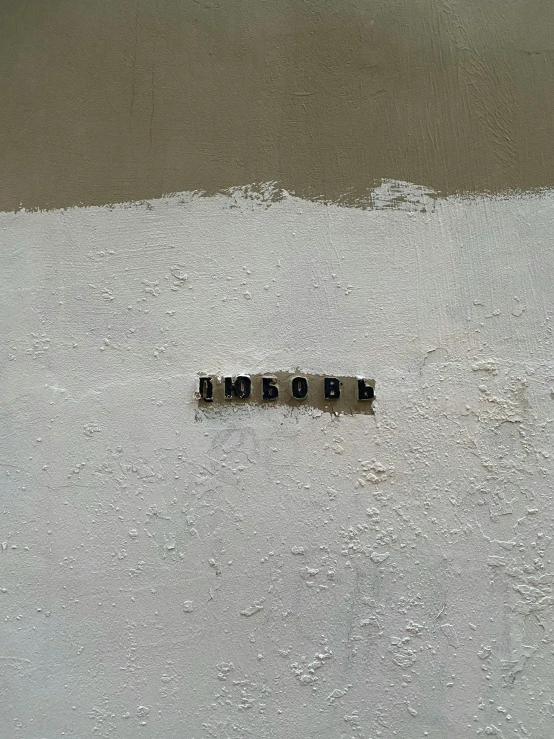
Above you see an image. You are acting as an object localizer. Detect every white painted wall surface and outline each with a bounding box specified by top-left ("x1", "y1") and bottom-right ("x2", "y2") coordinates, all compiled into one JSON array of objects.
[{"x1": 1, "y1": 189, "x2": 554, "y2": 737}]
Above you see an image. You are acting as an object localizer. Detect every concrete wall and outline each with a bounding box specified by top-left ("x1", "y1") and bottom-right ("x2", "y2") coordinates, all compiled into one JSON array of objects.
[{"x1": 2, "y1": 3, "x2": 554, "y2": 738}]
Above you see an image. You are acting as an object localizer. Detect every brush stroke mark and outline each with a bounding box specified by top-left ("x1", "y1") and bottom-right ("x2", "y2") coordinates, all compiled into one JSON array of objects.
[{"x1": 1, "y1": 0, "x2": 554, "y2": 212}]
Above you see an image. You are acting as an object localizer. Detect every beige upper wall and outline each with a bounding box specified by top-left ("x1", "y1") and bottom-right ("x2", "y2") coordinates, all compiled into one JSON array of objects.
[{"x1": 1, "y1": 0, "x2": 554, "y2": 212}]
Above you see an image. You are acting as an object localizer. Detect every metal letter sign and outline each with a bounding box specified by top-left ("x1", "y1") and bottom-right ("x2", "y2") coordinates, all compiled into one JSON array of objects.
[{"x1": 196, "y1": 373, "x2": 374, "y2": 415}]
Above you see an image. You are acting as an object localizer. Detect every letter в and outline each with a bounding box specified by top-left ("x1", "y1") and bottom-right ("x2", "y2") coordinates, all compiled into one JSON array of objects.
[{"x1": 324, "y1": 377, "x2": 341, "y2": 399}]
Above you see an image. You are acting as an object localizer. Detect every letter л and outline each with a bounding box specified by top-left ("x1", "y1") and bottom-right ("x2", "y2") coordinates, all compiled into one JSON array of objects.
[{"x1": 199, "y1": 376, "x2": 213, "y2": 402}]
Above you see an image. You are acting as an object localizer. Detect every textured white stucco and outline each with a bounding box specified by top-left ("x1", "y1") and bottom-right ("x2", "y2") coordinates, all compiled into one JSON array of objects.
[{"x1": 2, "y1": 189, "x2": 554, "y2": 737}]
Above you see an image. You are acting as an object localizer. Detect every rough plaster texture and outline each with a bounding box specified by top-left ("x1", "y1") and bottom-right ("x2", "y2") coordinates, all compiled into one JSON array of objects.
[{"x1": 2, "y1": 188, "x2": 554, "y2": 737}]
